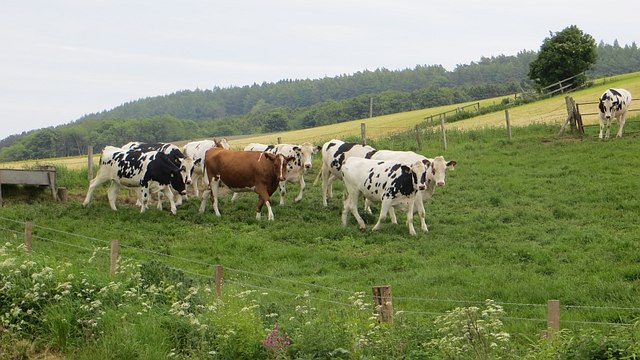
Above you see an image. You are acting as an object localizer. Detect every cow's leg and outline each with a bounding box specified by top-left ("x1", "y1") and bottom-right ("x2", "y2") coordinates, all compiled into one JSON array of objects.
[
  {"x1": 605, "y1": 118, "x2": 613, "y2": 139},
  {"x1": 175, "y1": 191, "x2": 183, "y2": 206},
  {"x1": 327, "y1": 174, "x2": 335, "y2": 201},
  {"x1": 388, "y1": 206, "x2": 398, "y2": 224},
  {"x1": 139, "y1": 187, "x2": 150, "y2": 213},
  {"x1": 151, "y1": 187, "x2": 163, "y2": 211},
  {"x1": 598, "y1": 117, "x2": 605, "y2": 139},
  {"x1": 415, "y1": 194, "x2": 428, "y2": 232},
  {"x1": 373, "y1": 201, "x2": 391, "y2": 231},
  {"x1": 342, "y1": 190, "x2": 365, "y2": 230},
  {"x1": 405, "y1": 198, "x2": 417, "y2": 236},
  {"x1": 106, "y1": 182, "x2": 121, "y2": 211},
  {"x1": 192, "y1": 175, "x2": 200, "y2": 198},
  {"x1": 321, "y1": 168, "x2": 331, "y2": 207},
  {"x1": 617, "y1": 114, "x2": 627, "y2": 138},
  {"x1": 278, "y1": 181, "x2": 286, "y2": 206},
  {"x1": 231, "y1": 192, "x2": 239, "y2": 202},
  {"x1": 198, "y1": 189, "x2": 210, "y2": 213},
  {"x1": 294, "y1": 177, "x2": 305, "y2": 203},
  {"x1": 163, "y1": 187, "x2": 178, "y2": 215},
  {"x1": 211, "y1": 178, "x2": 221, "y2": 217},
  {"x1": 364, "y1": 198, "x2": 373, "y2": 214},
  {"x1": 255, "y1": 190, "x2": 274, "y2": 221},
  {"x1": 82, "y1": 171, "x2": 110, "y2": 207}
]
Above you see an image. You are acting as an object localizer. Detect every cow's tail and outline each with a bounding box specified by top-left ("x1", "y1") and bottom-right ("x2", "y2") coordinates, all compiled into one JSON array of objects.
[{"x1": 313, "y1": 163, "x2": 324, "y2": 186}]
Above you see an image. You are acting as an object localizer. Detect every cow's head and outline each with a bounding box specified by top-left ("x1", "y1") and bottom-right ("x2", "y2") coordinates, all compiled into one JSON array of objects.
[
  {"x1": 215, "y1": 138, "x2": 231, "y2": 149},
  {"x1": 599, "y1": 89, "x2": 623, "y2": 120},
  {"x1": 264, "y1": 153, "x2": 294, "y2": 182},
  {"x1": 179, "y1": 156, "x2": 195, "y2": 185},
  {"x1": 408, "y1": 159, "x2": 429, "y2": 191},
  {"x1": 299, "y1": 142, "x2": 318, "y2": 170},
  {"x1": 427, "y1": 156, "x2": 457, "y2": 188}
]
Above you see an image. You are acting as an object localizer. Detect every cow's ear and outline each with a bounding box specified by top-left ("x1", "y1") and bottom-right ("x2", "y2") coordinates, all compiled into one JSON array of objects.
[
  {"x1": 447, "y1": 160, "x2": 457, "y2": 169},
  {"x1": 422, "y1": 158, "x2": 431, "y2": 167}
]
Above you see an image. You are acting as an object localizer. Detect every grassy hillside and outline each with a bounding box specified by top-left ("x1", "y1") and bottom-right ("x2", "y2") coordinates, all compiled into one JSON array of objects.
[
  {"x1": 2, "y1": 120, "x2": 640, "y2": 358},
  {"x1": 223, "y1": 71, "x2": 640, "y2": 148},
  {"x1": 4, "y1": 71, "x2": 639, "y2": 171}
]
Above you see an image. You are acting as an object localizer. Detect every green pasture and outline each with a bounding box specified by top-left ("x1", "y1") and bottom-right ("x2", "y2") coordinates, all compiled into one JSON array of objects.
[{"x1": 2, "y1": 119, "x2": 640, "y2": 358}]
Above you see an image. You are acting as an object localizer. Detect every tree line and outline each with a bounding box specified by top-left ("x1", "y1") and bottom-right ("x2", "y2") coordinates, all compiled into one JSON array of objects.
[{"x1": 1, "y1": 40, "x2": 639, "y2": 162}]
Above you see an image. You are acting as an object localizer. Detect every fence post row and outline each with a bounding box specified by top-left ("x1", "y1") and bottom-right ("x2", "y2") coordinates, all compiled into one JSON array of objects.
[{"x1": 17, "y1": 222, "x2": 568, "y2": 336}]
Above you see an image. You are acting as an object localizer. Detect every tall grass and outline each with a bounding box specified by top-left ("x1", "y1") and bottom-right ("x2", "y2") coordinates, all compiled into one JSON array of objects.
[{"x1": 2, "y1": 121, "x2": 640, "y2": 358}]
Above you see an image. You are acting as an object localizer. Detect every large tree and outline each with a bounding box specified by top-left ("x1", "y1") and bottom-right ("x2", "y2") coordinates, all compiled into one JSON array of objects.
[{"x1": 528, "y1": 25, "x2": 596, "y2": 91}]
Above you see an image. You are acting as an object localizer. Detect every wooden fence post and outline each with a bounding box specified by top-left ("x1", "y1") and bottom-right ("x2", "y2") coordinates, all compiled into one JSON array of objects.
[
  {"x1": 277, "y1": 137, "x2": 282, "y2": 144},
  {"x1": 214, "y1": 265, "x2": 223, "y2": 300},
  {"x1": 87, "y1": 145, "x2": 94, "y2": 181},
  {"x1": 361, "y1": 123, "x2": 367, "y2": 145},
  {"x1": 372, "y1": 285, "x2": 393, "y2": 323},
  {"x1": 24, "y1": 222, "x2": 32, "y2": 253},
  {"x1": 415, "y1": 125, "x2": 422, "y2": 150},
  {"x1": 505, "y1": 109, "x2": 512, "y2": 140},
  {"x1": 440, "y1": 117, "x2": 448, "y2": 151},
  {"x1": 547, "y1": 299, "x2": 560, "y2": 335},
  {"x1": 559, "y1": 96, "x2": 579, "y2": 136},
  {"x1": 110, "y1": 240, "x2": 119, "y2": 276}
]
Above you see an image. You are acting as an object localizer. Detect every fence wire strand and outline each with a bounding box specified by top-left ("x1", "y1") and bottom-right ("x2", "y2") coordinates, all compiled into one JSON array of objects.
[{"x1": 1, "y1": 215, "x2": 639, "y2": 326}]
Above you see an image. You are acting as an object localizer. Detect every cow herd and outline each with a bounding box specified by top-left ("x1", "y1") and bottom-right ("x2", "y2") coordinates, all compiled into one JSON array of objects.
[
  {"x1": 82, "y1": 138, "x2": 456, "y2": 235},
  {"x1": 81, "y1": 87, "x2": 631, "y2": 235}
]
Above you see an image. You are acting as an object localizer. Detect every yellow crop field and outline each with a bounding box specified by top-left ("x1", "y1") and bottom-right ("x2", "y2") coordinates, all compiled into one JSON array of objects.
[{"x1": 3, "y1": 72, "x2": 639, "y2": 170}]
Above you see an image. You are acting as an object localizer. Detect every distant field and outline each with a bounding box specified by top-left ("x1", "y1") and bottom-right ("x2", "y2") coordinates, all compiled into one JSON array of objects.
[{"x1": 3, "y1": 71, "x2": 639, "y2": 170}]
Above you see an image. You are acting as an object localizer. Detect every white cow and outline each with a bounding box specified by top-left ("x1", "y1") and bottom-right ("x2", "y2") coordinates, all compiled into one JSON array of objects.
[
  {"x1": 366, "y1": 150, "x2": 456, "y2": 232},
  {"x1": 340, "y1": 157, "x2": 429, "y2": 236},
  {"x1": 182, "y1": 138, "x2": 231, "y2": 197},
  {"x1": 598, "y1": 88, "x2": 632, "y2": 139},
  {"x1": 232, "y1": 142, "x2": 318, "y2": 205},
  {"x1": 82, "y1": 146, "x2": 187, "y2": 214},
  {"x1": 317, "y1": 139, "x2": 376, "y2": 207}
]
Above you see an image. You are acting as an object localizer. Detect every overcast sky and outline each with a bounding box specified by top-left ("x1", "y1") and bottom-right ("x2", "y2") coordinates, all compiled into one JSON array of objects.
[{"x1": 1, "y1": 0, "x2": 638, "y2": 141}]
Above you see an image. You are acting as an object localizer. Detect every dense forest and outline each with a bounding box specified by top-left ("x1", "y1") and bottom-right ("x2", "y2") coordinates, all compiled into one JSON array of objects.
[{"x1": 1, "y1": 41, "x2": 639, "y2": 161}]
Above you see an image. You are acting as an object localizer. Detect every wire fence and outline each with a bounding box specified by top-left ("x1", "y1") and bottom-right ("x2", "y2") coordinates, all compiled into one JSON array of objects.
[{"x1": 1, "y1": 215, "x2": 638, "y2": 329}]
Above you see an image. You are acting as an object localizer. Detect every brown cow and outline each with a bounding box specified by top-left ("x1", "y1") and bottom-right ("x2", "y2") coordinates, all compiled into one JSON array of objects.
[{"x1": 198, "y1": 147, "x2": 292, "y2": 220}]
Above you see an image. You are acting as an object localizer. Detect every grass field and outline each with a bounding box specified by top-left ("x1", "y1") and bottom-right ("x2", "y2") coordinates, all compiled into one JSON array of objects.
[
  {"x1": 2, "y1": 119, "x2": 640, "y2": 358},
  {"x1": 2, "y1": 76, "x2": 640, "y2": 358}
]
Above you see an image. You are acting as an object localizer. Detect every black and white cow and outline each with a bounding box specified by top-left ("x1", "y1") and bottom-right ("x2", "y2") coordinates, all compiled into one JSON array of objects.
[
  {"x1": 82, "y1": 146, "x2": 187, "y2": 214},
  {"x1": 233, "y1": 142, "x2": 318, "y2": 205},
  {"x1": 340, "y1": 157, "x2": 428, "y2": 236},
  {"x1": 122, "y1": 142, "x2": 194, "y2": 185},
  {"x1": 598, "y1": 88, "x2": 632, "y2": 139},
  {"x1": 182, "y1": 138, "x2": 231, "y2": 197},
  {"x1": 365, "y1": 150, "x2": 456, "y2": 232},
  {"x1": 317, "y1": 139, "x2": 377, "y2": 207}
]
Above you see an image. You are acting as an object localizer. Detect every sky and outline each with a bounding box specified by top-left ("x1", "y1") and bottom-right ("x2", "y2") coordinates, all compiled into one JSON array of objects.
[{"x1": 1, "y1": 0, "x2": 639, "y2": 141}]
